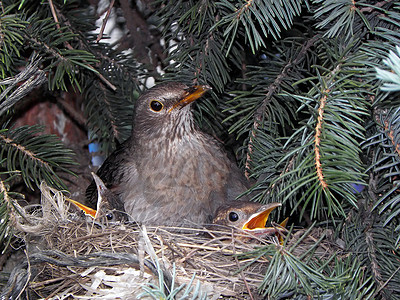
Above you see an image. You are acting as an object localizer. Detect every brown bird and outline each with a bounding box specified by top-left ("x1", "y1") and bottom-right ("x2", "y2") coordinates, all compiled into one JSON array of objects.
[
  {"x1": 86, "y1": 82, "x2": 250, "y2": 226},
  {"x1": 213, "y1": 201, "x2": 288, "y2": 236}
]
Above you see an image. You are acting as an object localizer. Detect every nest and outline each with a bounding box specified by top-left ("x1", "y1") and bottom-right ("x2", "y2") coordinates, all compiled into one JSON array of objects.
[{"x1": 2, "y1": 183, "x2": 342, "y2": 299}]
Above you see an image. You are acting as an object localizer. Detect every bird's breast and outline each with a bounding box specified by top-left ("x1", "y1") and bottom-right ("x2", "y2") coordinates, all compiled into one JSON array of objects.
[
  {"x1": 122, "y1": 132, "x2": 233, "y2": 225},
  {"x1": 147, "y1": 132, "x2": 231, "y2": 196}
]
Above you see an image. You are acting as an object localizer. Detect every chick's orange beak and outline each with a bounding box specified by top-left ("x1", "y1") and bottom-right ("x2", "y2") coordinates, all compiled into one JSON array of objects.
[
  {"x1": 242, "y1": 202, "x2": 282, "y2": 231},
  {"x1": 168, "y1": 85, "x2": 210, "y2": 112},
  {"x1": 67, "y1": 198, "x2": 97, "y2": 219}
]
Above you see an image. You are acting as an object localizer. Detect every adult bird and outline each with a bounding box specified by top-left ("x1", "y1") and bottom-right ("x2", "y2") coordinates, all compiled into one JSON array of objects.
[{"x1": 86, "y1": 82, "x2": 250, "y2": 226}]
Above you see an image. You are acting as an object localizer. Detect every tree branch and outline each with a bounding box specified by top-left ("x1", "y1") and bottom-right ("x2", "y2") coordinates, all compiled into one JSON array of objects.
[{"x1": 245, "y1": 34, "x2": 320, "y2": 178}]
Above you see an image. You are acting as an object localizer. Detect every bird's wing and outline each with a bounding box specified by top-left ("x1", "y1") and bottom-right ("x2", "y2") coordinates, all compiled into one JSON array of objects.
[
  {"x1": 225, "y1": 161, "x2": 252, "y2": 202},
  {"x1": 85, "y1": 141, "x2": 133, "y2": 208}
]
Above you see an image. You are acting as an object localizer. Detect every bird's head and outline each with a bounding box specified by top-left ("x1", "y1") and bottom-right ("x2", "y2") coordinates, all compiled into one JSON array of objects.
[
  {"x1": 213, "y1": 201, "x2": 284, "y2": 235},
  {"x1": 132, "y1": 82, "x2": 210, "y2": 140},
  {"x1": 68, "y1": 173, "x2": 127, "y2": 224}
]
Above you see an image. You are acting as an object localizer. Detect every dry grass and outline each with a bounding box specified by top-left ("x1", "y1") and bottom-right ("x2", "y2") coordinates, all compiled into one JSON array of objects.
[
  {"x1": 7, "y1": 183, "x2": 340, "y2": 299},
  {"x1": 29, "y1": 223, "x2": 272, "y2": 298}
]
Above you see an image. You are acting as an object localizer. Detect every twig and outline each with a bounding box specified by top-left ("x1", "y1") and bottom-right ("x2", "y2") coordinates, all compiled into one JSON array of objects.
[
  {"x1": 359, "y1": 0, "x2": 393, "y2": 12},
  {"x1": 48, "y1": 0, "x2": 60, "y2": 30},
  {"x1": 314, "y1": 90, "x2": 329, "y2": 189},
  {"x1": 88, "y1": 65, "x2": 117, "y2": 91},
  {"x1": 29, "y1": 274, "x2": 80, "y2": 288},
  {"x1": 161, "y1": 239, "x2": 198, "y2": 269},
  {"x1": 48, "y1": 0, "x2": 117, "y2": 91},
  {"x1": 138, "y1": 229, "x2": 145, "y2": 277},
  {"x1": 231, "y1": 230, "x2": 254, "y2": 300},
  {"x1": 69, "y1": 230, "x2": 124, "y2": 244},
  {"x1": 244, "y1": 34, "x2": 320, "y2": 178},
  {"x1": 384, "y1": 120, "x2": 400, "y2": 158},
  {"x1": 45, "y1": 279, "x2": 78, "y2": 299},
  {"x1": 48, "y1": 0, "x2": 73, "y2": 50},
  {"x1": 375, "y1": 265, "x2": 400, "y2": 296},
  {"x1": 236, "y1": 0, "x2": 254, "y2": 18},
  {"x1": 57, "y1": 97, "x2": 87, "y2": 129},
  {"x1": 96, "y1": 0, "x2": 116, "y2": 42},
  {"x1": 15, "y1": 250, "x2": 31, "y2": 300}
]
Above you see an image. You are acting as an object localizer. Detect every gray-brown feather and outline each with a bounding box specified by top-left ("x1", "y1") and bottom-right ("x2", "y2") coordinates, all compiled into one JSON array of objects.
[{"x1": 86, "y1": 82, "x2": 250, "y2": 226}]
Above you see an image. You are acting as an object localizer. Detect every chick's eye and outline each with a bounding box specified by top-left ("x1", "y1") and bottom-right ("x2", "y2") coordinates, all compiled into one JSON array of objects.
[
  {"x1": 150, "y1": 100, "x2": 164, "y2": 112},
  {"x1": 228, "y1": 211, "x2": 239, "y2": 222},
  {"x1": 106, "y1": 212, "x2": 114, "y2": 221}
]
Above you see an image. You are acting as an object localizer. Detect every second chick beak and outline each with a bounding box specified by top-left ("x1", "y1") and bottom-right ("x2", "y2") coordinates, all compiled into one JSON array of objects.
[
  {"x1": 242, "y1": 202, "x2": 282, "y2": 231},
  {"x1": 67, "y1": 198, "x2": 97, "y2": 219},
  {"x1": 66, "y1": 172, "x2": 109, "y2": 220}
]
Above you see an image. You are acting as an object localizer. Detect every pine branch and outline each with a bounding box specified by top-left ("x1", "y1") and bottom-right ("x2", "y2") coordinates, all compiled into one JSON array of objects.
[
  {"x1": 0, "y1": 53, "x2": 46, "y2": 116},
  {"x1": 36, "y1": 1, "x2": 147, "y2": 152},
  {"x1": 83, "y1": 47, "x2": 144, "y2": 152},
  {"x1": 362, "y1": 46, "x2": 400, "y2": 247},
  {"x1": 215, "y1": 0, "x2": 303, "y2": 53},
  {"x1": 376, "y1": 45, "x2": 400, "y2": 92},
  {"x1": 276, "y1": 38, "x2": 370, "y2": 219},
  {"x1": 0, "y1": 0, "x2": 399, "y2": 297},
  {"x1": 243, "y1": 35, "x2": 320, "y2": 178},
  {"x1": 48, "y1": 1, "x2": 117, "y2": 91},
  {"x1": 314, "y1": 0, "x2": 359, "y2": 39},
  {"x1": 0, "y1": 4, "x2": 26, "y2": 76},
  {"x1": 0, "y1": 126, "x2": 76, "y2": 190},
  {"x1": 314, "y1": 89, "x2": 329, "y2": 189},
  {"x1": 158, "y1": 0, "x2": 241, "y2": 93},
  {"x1": 241, "y1": 226, "x2": 373, "y2": 298},
  {"x1": 343, "y1": 205, "x2": 400, "y2": 298},
  {"x1": 23, "y1": 16, "x2": 98, "y2": 91}
]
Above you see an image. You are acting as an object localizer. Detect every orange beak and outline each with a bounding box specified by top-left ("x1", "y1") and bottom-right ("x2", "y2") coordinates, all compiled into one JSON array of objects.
[
  {"x1": 279, "y1": 217, "x2": 289, "y2": 229},
  {"x1": 242, "y1": 202, "x2": 282, "y2": 231},
  {"x1": 66, "y1": 172, "x2": 108, "y2": 219},
  {"x1": 168, "y1": 85, "x2": 210, "y2": 113},
  {"x1": 66, "y1": 198, "x2": 97, "y2": 219}
]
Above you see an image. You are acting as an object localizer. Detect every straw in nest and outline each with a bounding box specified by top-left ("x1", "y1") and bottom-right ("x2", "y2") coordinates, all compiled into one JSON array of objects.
[{"x1": 1, "y1": 182, "x2": 343, "y2": 299}]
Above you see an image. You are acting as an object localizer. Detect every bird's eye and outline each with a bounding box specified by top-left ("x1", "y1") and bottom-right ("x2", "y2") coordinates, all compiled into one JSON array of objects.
[
  {"x1": 149, "y1": 100, "x2": 164, "y2": 112},
  {"x1": 228, "y1": 211, "x2": 239, "y2": 222},
  {"x1": 106, "y1": 212, "x2": 114, "y2": 221}
]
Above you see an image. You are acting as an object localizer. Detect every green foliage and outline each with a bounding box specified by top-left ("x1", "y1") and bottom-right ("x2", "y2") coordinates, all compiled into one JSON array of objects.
[
  {"x1": 0, "y1": 4, "x2": 26, "y2": 76},
  {"x1": 83, "y1": 46, "x2": 144, "y2": 151},
  {"x1": 138, "y1": 262, "x2": 207, "y2": 299},
  {"x1": 342, "y1": 204, "x2": 400, "y2": 298},
  {"x1": 376, "y1": 46, "x2": 400, "y2": 91},
  {"x1": 0, "y1": 0, "x2": 400, "y2": 298},
  {"x1": 153, "y1": 0, "x2": 400, "y2": 297},
  {"x1": 0, "y1": 125, "x2": 75, "y2": 190},
  {"x1": 0, "y1": 0, "x2": 145, "y2": 255},
  {"x1": 225, "y1": 38, "x2": 304, "y2": 139},
  {"x1": 215, "y1": 0, "x2": 303, "y2": 53},
  {"x1": 365, "y1": 69, "x2": 400, "y2": 249},
  {"x1": 313, "y1": 0, "x2": 359, "y2": 39},
  {"x1": 24, "y1": 16, "x2": 98, "y2": 91},
  {"x1": 277, "y1": 39, "x2": 370, "y2": 219},
  {"x1": 257, "y1": 246, "x2": 347, "y2": 297},
  {"x1": 158, "y1": 1, "x2": 234, "y2": 93},
  {"x1": 239, "y1": 226, "x2": 375, "y2": 298}
]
